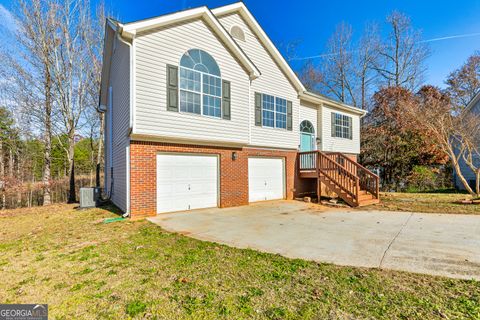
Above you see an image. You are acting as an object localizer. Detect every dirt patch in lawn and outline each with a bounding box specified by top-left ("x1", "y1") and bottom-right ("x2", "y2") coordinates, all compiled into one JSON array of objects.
[{"x1": 0, "y1": 204, "x2": 478, "y2": 319}]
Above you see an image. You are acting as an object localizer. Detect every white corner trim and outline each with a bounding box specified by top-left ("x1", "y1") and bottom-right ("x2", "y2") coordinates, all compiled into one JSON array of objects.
[
  {"x1": 126, "y1": 144, "x2": 130, "y2": 214},
  {"x1": 131, "y1": 35, "x2": 136, "y2": 133}
]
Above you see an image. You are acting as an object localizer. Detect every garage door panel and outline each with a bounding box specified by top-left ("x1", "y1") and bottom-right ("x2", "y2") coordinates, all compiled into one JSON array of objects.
[
  {"x1": 157, "y1": 154, "x2": 218, "y2": 214},
  {"x1": 248, "y1": 158, "x2": 285, "y2": 202}
]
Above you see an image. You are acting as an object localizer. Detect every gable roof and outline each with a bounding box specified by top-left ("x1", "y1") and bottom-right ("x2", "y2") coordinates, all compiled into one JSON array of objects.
[
  {"x1": 212, "y1": 2, "x2": 366, "y2": 116},
  {"x1": 117, "y1": 6, "x2": 261, "y2": 80},
  {"x1": 212, "y1": 2, "x2": 306, "y2": 93},
  {"x1": 101, "y1": 2, "x2": 366, "y2": 116}
]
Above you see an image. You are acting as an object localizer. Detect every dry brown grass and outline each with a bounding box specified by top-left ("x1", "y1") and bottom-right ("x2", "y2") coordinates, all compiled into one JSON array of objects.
[{"x1": 360, "y1": 192, "x2": 480, "y2": 215}]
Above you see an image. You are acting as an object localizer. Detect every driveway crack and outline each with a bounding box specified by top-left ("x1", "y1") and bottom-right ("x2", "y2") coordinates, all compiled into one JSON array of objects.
[{"x1": 379, "y1": 213, "x2": 414, "y2": 269}]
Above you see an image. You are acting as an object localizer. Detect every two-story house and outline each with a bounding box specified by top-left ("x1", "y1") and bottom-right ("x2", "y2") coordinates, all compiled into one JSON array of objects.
[{"x1": 99, "y1": 2, "x2": 379, "y2": 218}]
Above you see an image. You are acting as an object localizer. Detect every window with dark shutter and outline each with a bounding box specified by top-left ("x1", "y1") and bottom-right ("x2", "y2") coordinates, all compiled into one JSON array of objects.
[
  {"x1": 222, "y1": 80, "x2": 231, "y2": 120},
  {"x1": 255, "y1": 92, "x2": 262, "y2": 126},
  {"x1": 287, "y1": 100, "x2": 292, "y2": 131},
  {"x1": 167, "y1": 64, "x2": 178, "y2": 112}
]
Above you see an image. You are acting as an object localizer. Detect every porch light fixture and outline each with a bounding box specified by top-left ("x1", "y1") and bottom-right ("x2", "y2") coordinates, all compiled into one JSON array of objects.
[{"x1": 232, "y1": 152, "x2": 238, "y2": 161}]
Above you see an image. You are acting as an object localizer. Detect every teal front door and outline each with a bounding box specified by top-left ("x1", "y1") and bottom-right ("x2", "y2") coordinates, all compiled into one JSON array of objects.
[
  {"x1": 300, "y1": 133, "x2": 314, "y2": 152},
  {"x1": 300, "y1": 132, "x2": 315, "y2": 169}
]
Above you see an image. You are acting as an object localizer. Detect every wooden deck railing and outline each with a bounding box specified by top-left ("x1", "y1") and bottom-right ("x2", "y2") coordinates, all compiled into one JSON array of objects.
[
  {"x1": 298, "y1": 151, "x2": 380, "y2": 203},
  {"x1": 317, "y1": 152, "x2": 359, "y2": 201},
  {"x1": 327, "y1": 152, "x2": 379, "y2": 200}
]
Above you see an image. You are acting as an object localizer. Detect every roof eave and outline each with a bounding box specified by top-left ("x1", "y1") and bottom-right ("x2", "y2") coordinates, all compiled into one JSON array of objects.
[
  {"x1": 120, "y1": 6, "x2": 260, "y2": 79},
  {"x1": 465, "y1": 91, "x2": 480, "y2": 113},
  {"x1": 300, "y1": 91, "x2": 367, "y2": 116}
]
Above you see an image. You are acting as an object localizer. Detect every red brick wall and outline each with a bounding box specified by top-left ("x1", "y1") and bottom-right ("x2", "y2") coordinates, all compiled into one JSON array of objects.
[{"x1": 129, "y1": 141, "x2": 299, "y2": 218}]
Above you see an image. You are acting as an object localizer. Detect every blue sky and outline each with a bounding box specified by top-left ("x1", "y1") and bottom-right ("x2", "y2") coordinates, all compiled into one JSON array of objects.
[{"x1": 1, "y1": 0, "x2": 479, "y2": 87}]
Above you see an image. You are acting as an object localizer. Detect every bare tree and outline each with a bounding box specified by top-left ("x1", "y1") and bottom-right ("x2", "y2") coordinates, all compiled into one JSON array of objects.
[
  {"x1": 355, "y1": 23, "x2": 380, "y2": 110},
  {"x1": 446, "y1": 52, "x2": 480, "y2": 109},
  {"x1": 1, "y1": 0, "x2": 59, "y2": 205},
  {"x1": 459, "y1": 112, "x2": 480, "y2": 195},
  {"x1": 50, "y1": 0, "x2": 104, "y2": 202},
  {"x1": 318, "y1": 22, "x2": 357, "y2": 106},
  {"x1": 299, "y1": 60, "x2": 322, "y2": 92},
  {"x1": 84, "y1": 3, "x2": 106, "y2": 186},
  {"x1": 405, "y1": 86, "x2": 480, "y2": 196},
  {"x1": 373, "y1": 11, "x2": 429, "y2": 90}
]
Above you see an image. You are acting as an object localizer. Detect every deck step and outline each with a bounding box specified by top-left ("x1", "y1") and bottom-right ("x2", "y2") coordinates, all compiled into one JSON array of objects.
[
  {"x1": 298, "y1": 151, "x2": 380, "y2": 208},
  {"x1": 358, "y1": 194, "x2": 374, "y2": 201},
  {"x1": 357, "y1": 198, "x2": 381, "y2": 206}
]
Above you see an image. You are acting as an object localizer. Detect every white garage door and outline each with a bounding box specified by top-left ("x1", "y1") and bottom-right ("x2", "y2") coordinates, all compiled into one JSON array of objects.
[
  {"x1": 156, "y1": 154, "x2": 218, "y2": 214},
  {"x1": 248, "y1": 158, "x2": 285, "y2": 202}
]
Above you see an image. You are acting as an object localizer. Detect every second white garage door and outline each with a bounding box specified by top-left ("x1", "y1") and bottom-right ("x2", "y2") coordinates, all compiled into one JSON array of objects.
[
  {"x1": 156, "y1": 154, "x2": 218, "y2": 214},
  {"x1": 248, "y1": 158, "x2": 285, "y2": 202}
]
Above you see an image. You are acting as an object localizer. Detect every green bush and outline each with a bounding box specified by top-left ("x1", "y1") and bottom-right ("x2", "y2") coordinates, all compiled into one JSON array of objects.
[{"x1": 406, "y1": 166, "x2": 437, "y2": 192}]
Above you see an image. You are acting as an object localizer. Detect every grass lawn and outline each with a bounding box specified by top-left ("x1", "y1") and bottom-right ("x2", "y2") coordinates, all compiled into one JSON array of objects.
[
  {"x1": 0, "y1": 205, "x2": 479, "y2": 319},
  {"x1": 361, "y1": 192, "x2": 480, "y2": 215}
]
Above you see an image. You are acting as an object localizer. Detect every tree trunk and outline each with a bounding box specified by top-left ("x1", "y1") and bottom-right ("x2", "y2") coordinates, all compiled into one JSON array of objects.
[
  {"x1": 42, "y1": 70, "x2": 52, "y2": 206},
  {"x1": 450, "y1": 152, "x2": 475, "y2": 195},
  {"x1": 476, "y1": 169, "x2": 480, "y2": 197},
  {"x1": 0, "y1": 139, "x2": 4, "y2": 210},
  {"x1": 8, "y1": 148, "x2": 13, "y2": 177},
  {"x1": 67, "y1": 133, "x2": 76, "y2": 203}
]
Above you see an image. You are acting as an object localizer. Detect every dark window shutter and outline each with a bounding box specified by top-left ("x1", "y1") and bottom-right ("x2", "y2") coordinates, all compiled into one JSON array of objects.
[
  {"x1": 222, "y1": 80, "x2": 231, "y2": 120},
  {"x1": 255, "y1": 92, "x2": 262, "y2": 126},
  {"x1": 331, "y1": 113, "x2": 336, "y2": 137},
  {"x1": 167, "y1": 64, "x2": 178, "y2": 112},
  {"x1": 287, "y1": 100, "x2": 293, "y2": 131},
  {"x1": 348, "y1": 116, "x2": 353, "y2": 140}
]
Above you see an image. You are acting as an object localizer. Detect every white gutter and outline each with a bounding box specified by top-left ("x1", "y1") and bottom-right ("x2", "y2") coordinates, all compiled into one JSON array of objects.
[{"x1": 300, "y1": 91, "x2": 367, "y2": 116}]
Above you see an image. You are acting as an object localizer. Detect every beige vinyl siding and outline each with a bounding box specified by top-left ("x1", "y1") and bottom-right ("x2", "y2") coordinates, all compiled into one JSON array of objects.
[
  {"x1": 321, "y1": 105, "x2": 360, "y2": 154},
  {"x1": 133, "y1": 19, "x2": 250, "y2": 145},
  {"x1": 105, "y1": 36, "x2": 130, "y2": 212},
  {"x1": 299, "y1": 101, "x2": 318, "y2": 140},
  {"x1": 217, "y1": 13, "x2": 300, "y2": 149}
]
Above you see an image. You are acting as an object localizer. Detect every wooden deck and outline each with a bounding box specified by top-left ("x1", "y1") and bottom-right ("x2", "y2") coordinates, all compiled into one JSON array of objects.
[{"x1": 298, "y1": 151, "x2": 380, "y2": 207}]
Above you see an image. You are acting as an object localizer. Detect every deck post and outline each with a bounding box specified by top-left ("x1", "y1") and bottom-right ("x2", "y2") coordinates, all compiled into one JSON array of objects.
[{"x1": 316, "y1": 152, "x2": 321, "y2": 202}]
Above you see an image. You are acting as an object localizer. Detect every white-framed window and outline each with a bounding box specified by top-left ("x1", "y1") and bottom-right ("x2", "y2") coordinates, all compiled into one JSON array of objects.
[
  {"x1": 275, "y1": 97, "x2": 287, "y2": 129},
  {"x1": 332, "y1": 112, "x2": 352, "y2": 139},
  {"x1": 179, "y1": 49, "x2": 222, "y2": 118},
  {"x1": 262, "y1": 94, "x2": 287, "y2": 129}
]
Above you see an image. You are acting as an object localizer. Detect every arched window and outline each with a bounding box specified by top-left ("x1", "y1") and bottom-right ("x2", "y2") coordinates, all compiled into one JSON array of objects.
[
  {"x1": 300, "y1": 120, "x2": 314, "y2": 134},
  {"x1": 230, "y1": 25, "x2": 245, "y2": 41},
  {"x1": 179, "y1": 49, "x2": 222, "y2": 117}
]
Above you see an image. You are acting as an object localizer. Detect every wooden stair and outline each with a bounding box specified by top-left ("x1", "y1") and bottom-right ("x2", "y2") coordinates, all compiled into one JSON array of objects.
[{"x1": 298, "y1": 151, "x2": 380, "y2": 207}]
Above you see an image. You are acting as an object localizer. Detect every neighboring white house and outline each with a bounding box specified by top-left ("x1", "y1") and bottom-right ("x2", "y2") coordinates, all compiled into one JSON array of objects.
[
  {"x1": 99, "y1": 2, "x2": 372, "y2": 218},
  {"x1": 454, "y1": 92, "x2": 480, "y2": 191}
]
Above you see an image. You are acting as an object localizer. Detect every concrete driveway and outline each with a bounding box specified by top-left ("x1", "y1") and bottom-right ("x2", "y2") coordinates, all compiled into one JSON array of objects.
[{"x1": 148, "y1": 200, "x2": 480, "y2": 280}]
